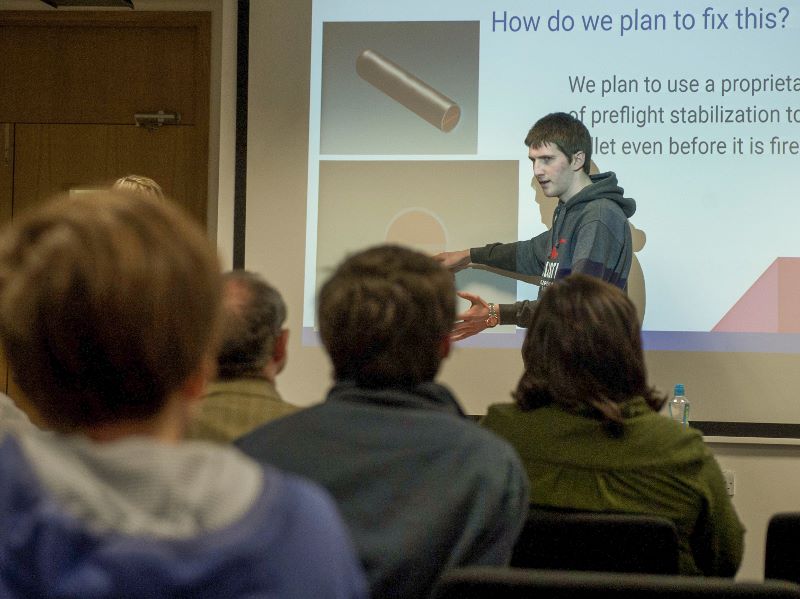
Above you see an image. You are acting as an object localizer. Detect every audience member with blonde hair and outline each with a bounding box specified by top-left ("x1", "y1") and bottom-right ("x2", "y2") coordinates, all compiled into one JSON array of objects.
[
  {"x1": 0, "y1": 190, "x2": 366, "y2": 598},
  {"x1": 112, "y1": 174, "x2": 164, "y2": 199},
  {"x1": 481, "y1": 273, "x2": 744, "y2": 576}
]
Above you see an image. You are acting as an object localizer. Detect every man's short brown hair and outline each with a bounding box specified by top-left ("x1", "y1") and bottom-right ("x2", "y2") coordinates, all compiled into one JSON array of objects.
[
  {"x1": 0, "y1": 190, "x2": 222, "y2": 432},
  {"x1": 524, "y1": 112, "x2": 592, "y2": 174},
  {"x1": 318, "y1": 245, "x2": 455, "y2": 387}
]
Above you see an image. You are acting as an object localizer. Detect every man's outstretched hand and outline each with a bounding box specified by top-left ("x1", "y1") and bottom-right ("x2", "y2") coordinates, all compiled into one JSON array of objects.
[{"x1": 451, "y1": 291, "x2": 492, "y2": 342}]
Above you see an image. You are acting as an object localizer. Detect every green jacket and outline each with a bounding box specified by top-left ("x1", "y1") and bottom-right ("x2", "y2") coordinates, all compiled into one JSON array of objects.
[
  {"x1": 187, "y1": 378, "x2": 298, "y2": 443},
  {"x1": 481, "y1": 398, "x2": 744, "y2": 576}
]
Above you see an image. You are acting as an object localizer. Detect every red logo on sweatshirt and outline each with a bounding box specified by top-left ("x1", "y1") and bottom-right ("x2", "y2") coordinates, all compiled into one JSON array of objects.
[{"x1": 549, "y1": 240, "x2": 566, "y2": 260}]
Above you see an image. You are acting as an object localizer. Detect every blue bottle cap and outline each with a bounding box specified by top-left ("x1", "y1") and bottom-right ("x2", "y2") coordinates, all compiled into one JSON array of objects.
[{"x1": 674, "y1": 383, "x2": 685, "y2": 396}]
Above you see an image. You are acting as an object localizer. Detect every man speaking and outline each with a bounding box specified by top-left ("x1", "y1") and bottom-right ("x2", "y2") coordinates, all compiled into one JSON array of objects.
[{"x1": 435, "y1": 112, "x2": 635, "y2": 341}]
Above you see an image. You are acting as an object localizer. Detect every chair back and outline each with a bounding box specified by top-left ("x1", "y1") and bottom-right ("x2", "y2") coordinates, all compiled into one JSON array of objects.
[
  {"x1": 766, "y1": 512, "x2": 800, "y2": 584},
  {"x1": 510, "y1": 508, "x2": 680, "y2": 574},
  {"x1": 432, "y1": 567, "x2": 800, "y2": 599}
]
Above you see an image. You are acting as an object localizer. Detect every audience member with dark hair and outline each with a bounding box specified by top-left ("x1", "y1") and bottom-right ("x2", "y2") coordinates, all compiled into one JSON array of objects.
[
  {"x1": 0, "y1": 190, "x2": 367, "y2": 598},
  {"x1": 481, "y1": 273, "x2": 744, "y2": 576},
  {"x1": 237, "y1": 244, "x2": 529, "y2": 598},
  {"x1": 435, "y1": 112, "x2": 635, "y2": 340},
  {"x1": 187, "y1": 270, "x2": 298, "y2": 442}
]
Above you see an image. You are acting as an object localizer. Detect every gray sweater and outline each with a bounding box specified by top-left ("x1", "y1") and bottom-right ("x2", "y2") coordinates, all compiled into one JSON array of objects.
[
  {"x1": 471, "y1": 171, "x2": 635, "y2": 326},
  {"x1": 237, "y1": 381, "x2": 530, "y2": 598}
]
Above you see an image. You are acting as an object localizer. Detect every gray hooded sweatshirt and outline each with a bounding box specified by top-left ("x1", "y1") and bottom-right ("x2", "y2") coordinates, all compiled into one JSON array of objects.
[{"x1": 471, "y1": 171, "x2": 636, "y2": 326}]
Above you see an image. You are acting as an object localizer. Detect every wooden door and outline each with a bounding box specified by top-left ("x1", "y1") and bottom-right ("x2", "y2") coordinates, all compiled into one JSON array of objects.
[
  {"x1": 0, "y1": 10, "x2": 210, "y2": 224},
  {"x1": 0, "y1": 11, "x2": 211, "y2": 409},
  {"x1": 14, "y1": 123, "x2": 206, "y2": 221}
]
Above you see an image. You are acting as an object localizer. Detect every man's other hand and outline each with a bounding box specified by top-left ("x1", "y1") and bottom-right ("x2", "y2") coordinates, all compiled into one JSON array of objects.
[{"x1": 433, "y1": 249, "x2": 471, "y2": 273}]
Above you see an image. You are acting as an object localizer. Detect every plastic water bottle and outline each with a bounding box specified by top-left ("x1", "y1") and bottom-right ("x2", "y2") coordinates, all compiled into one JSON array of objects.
[{"x1": 668, "y1": 384, "x2": 690, "y2": 427}]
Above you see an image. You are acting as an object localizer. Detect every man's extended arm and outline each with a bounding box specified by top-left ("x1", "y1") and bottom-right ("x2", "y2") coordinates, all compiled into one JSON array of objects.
[
  {"x1": 499, "y1": 300, "x2": 536, "y2": 328},
  {"x1": 435, "y1": 233, "x2": 550, "y2": 338},
  {"x1": 469, "y1": 232, "x2": 550, "y2": 276}
]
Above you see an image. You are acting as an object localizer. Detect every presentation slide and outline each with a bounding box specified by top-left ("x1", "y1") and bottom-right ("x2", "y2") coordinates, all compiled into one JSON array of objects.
[{"x1": 303, "y1": 0, "x2": 799, "y2": 353}]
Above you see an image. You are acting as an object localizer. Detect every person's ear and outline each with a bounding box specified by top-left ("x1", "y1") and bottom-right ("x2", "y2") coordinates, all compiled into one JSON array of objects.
[
  {"x1": 571, "y1": 150, "x2": 586, "y2": 172},
  {"x1": 272, "y1": 328, "x2": 289, "y2": 374}
]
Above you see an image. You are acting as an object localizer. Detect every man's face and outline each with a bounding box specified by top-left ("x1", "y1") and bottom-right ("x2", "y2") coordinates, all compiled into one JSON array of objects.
[{"x1": 529, "y1": 142, "x2": 582, "y2": 201}]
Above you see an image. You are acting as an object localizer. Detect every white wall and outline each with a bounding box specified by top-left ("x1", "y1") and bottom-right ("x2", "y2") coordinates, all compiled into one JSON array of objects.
[
  {"x1": 705, "y1": 442, "x2": 800, "y2": 580},
  {"x1": 244, "y1": 0, "x2": 336, "y2": 405}
]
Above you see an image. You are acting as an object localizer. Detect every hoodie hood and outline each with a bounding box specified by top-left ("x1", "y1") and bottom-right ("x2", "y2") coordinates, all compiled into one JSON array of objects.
[
  {"x1": 0, "y1": 430, "x2": 369, "y2": 599},
  {"x1": 563, "y1": 171, "x2": 636, "y2": 218},
  {"x1": 12, "y1": 430, "x2": 263, "y2": 539}
]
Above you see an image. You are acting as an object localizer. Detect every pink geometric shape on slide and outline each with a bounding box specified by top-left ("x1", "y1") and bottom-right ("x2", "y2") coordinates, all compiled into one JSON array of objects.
[
  {"x1": 712, "y1": 258, "x2": 800, "y2": 333},
  {"x1": 778, "y1": 259, "x2": 800, "y2": 332}
]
